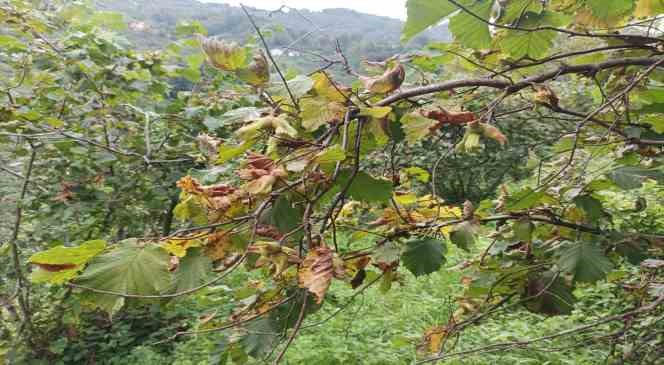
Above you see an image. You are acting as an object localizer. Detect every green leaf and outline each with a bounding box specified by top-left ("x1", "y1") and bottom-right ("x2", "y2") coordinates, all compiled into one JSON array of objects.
[
  {"x1": 401, "y1": 238, "x2": 446, "y2": 276},
  {"x1": 525, "y1": 271, "x2": 576, "y2": 315},
  {"x1": 403, "y1": 166, "x2": 430, "y2": 183},
  {"x1": 0, "y1": 35, "x2": 26, "y2": 51},
  {"x1": 216, "y1": 140, "x2": 253, "y2": 164},
  {"x1": 449, "y1": 221, "x2": 477, "y2": 251},
  {"x1": 203, "y1": 116, "x2": 223, "y2": 131},
  {"x1": 499, "y1": 12, "x2": 557, "y2": 59},
  {"x1": 176, "y1": 20, "x2": 208, "y2": 36},
  {"x1": 586, "y1": 0, "x2": 634, "y2": 20},
  {"x1": 400, "y1": 112, "x2": 437, "y2": 144},
  {"x1": 402, "y1": 0, "x2": 462, "y2": 42},
  {"x1": 359, "y1": 106, "x2": 392, "y2": 119},
  {"x1": 90, "y1": 11, "x2": 126, "y2": 31},
  {"x1": 315, "y1": 144, "x2": 346, "y2": 164},
  {"x1": 642, "y1": 114, "x2": 664, "y2": 133},
  {"x1": 606, "y1": 166, "x2": 664, "y2": 190},
  {"x1": 505, "y1": 187, "x2": 550, "y2": 211},
  {"x1": 75, "y1": 239, "x2": 171, "y2": 314},
  {"x1": 557, "y1": 242, "x2": 613, "y2": 283},
  {"x1": 573, "y1": 195, "x2": 603, "y2": 221},
  {"x1": 218, "y1": 107, "x2": 267, "y2": 125},
  {"x1": 501, "y1": 0, "x2": 544, "y2": 23},
  {"x1": 29, "y1": 240, "x2": 107, "y2": 284},
  {"x1": 372, "y1": 242, "x2": 401, "y2": 265},
  {"x1": 268, "y1": 195, "x2": 303, "y2": 236},
  {"x1": 268, "y1": 75, "x2": 313, "y2": 103},
  {"x1": 513, "y1": 218, "x2": 534, "y2": 242},
  {"x1": 449, "y1": 0, "x2": 493, "y2": 49},
  {"x1": 334, "y1": 170, "x2": 393, "y2": 204},
  {"x1": 171, "y1": 247, "x2": 213, "y2": 294}
]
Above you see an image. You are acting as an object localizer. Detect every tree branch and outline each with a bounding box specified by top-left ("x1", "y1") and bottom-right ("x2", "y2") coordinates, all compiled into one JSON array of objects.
[{"x1": 376, "y1": 57, "x2": 664, "y2": 106}]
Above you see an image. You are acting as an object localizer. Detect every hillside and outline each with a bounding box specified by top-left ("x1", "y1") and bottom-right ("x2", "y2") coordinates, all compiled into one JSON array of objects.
[{"x1": 97, "y1": 0, "x2": 450, "y2": 70}]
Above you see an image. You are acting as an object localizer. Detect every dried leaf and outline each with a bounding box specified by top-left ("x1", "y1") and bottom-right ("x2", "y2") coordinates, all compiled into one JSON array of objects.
[
  {"x1": 359, "y1": 63, "x2": 405, "y2": 94},
  {"x1": 298, "y1": 246, "x2": 344, "y2": 303},
  {"x1": 481, "y1": 123, "x2": 508, "y2": 145}
]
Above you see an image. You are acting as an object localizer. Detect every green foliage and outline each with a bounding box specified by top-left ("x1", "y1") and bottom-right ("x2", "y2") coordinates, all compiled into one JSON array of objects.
[
  {"x1": 75, "y1": 239, "x2": 171, "y2": 314},
  {"x1": 3, "y1": 0, "x2": 664, "y2": 364},
  {"x1": 29, "y1": 240, "x2": 107, "y2": 284},
  {"x1": 402, "y1": 0, "x2": 459, "y2": 42},
  {"x1": 401, "y1": 237, "x2": 446, "y2": 276},
  {"x1": 557, "y1": 242, "x2": 614, "y2": 283}
]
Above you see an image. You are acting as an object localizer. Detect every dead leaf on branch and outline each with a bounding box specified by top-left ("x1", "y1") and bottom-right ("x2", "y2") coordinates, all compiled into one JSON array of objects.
[
  {"x1": 421, "y1": 107, "x2": 477, "y2": 126},
  {"x1": 298, "y1": 245, "x2": 345, "y2": 303},
  {"x1": 359, "y1": 63, "x2": 405, "y2": 94}
]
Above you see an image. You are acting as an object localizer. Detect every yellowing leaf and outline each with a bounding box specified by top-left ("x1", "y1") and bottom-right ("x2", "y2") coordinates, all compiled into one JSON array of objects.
[
  {"x1": 311, "y1": 72, "x2": 349, "y2": 102},
  {"x1": 299, "y1": 98, "x2": 346, "y2": 132},
  {"x1": 248, "y1": 241, "x2": 298, "y2": 276},
  {"x1": 393, "y1": 193, "x2": 418, "y2": 205},
  {"x1": 161, "y1": 238, "x2": 203, "y2": 257},
  {"x1": 236, "y1": 115, "x2": 297, "y2": 140},
  {"x1": 368, "y1": 118, "x2": 390, "y2": 146},
  {"x1": 298, "y1": 246, "x2": 344, "y2": 303},
  {"x1": 29, "y1": 240, "x2": 107, "y2": 268},
  {"x1": 403, "y1": 166, "x2": 430, "y2": 183},
  {"x1": 29, "y1": 240, "x2": 107, "y2": 284},
  {"x1": 635, "y1": 0, "x2": 664, "y2": 17},
  {"x1": 243, "y1": 174, "x2": 277, "y2": 195},
  {"x1": 359, "y1": 106, "x2": 392, "y2": 119}
]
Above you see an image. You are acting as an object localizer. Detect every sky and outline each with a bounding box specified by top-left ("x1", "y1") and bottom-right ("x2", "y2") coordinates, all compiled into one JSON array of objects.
[{"x1": 199, "y1": 0, "x2": 408, "y2": 20}]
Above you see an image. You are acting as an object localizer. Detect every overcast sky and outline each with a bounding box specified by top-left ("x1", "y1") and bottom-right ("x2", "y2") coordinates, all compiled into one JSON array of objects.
[{"x1": 199, "y1": 0, "x2": 408, "y2": 20}]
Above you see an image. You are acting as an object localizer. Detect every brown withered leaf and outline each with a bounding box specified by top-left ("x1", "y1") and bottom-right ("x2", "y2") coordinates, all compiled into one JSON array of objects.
[
  {"x1": 422, "y1": 107, "x2": 477, "y2": 126},
  {"x1": 480, "y1": 123, "x2": 508, "y2": 145},
  {"x1": 33, "y1": 263, "x2": 77, "y2": 272},
  {"x1": 298, "y1": 246, "x2": 344, "y2": 303},
  {"x1": 205, "y1": 230, "x2": 234, "y2": 261},
  {"x1": 532, "y1": 84, "x2": 559, "y2": 108},
  {"x1": 418, "y1": 326, "x2": 447, "y2": 354},
  {"x1": 359, "y1": 63, "x2": 405, "y2": 94}
]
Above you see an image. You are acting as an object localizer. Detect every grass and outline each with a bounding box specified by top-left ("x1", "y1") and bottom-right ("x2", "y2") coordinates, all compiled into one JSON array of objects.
[{"x1": 125, "y1": 240, "x2": 615, "y2": 365}]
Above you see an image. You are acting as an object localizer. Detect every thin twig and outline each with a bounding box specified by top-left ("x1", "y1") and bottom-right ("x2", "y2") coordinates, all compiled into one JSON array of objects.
[{"x1": 240, "y1": 4, "x2": 299, "y2": 110}]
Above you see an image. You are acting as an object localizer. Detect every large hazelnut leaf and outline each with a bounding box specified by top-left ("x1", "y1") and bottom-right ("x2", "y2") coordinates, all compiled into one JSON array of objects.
[
  {"x1": 401, "y1": 238, "x2": 446, "y2": 277},
  {"x1": 75, "y1": 239, "x2": 171, "y2": 315},
  {"x1": 299, "y1": 98, "x2": 346, "y2": 132}
]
